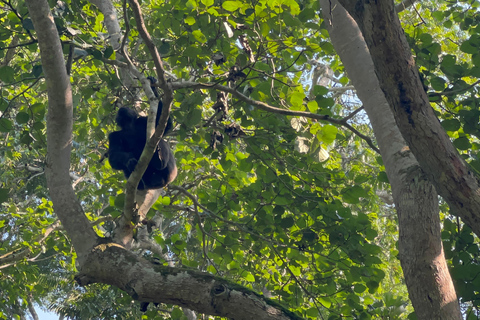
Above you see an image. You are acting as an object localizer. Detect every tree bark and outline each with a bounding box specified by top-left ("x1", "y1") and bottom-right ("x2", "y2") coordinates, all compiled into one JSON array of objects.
[
  {"x1": 336, "y1": 0, "x2": 480, "y2": 238},
  {"x1": 75, "y1": 243, "x2": 302, "y2": 320},
  {"x1": 25, "y1": 0, "x2": 97, "y2": 264},
  {"x1": 27, "y1": 293, "x2": 39, "y2": 320},
  {"x1": 319, "y1": 1, "x2": 461, "y2": 319}
]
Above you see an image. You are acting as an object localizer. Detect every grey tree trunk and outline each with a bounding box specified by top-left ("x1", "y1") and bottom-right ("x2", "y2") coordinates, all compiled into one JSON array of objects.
[
  {"x1": 337, "y1": 0, "x2": 480, "y2": 239},
  {"x1": 319, "y1": 1, "x2": 461, "y2": 319}
]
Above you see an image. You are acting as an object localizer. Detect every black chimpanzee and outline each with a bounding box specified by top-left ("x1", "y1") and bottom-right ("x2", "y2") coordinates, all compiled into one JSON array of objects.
[{"x1": 108, "y1": 79, "x2": 177, "y2": 190}]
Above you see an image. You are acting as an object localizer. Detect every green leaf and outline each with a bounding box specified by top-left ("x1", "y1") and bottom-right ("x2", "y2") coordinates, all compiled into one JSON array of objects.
[
  {"x1": 16, "y1": 112, "x2": 30, "y2": 124},
  {"x1": 430, "y1": 76, "x2": 446, "y2": 91},
  {"x1": 365, "y1": 228, "x2": 378, "y2": 241},
  {"x1": 284, "y1": 0, "x2": 300, "y2": 15},
  {"x1": 242, "y1": 272, "x2": 255, "y2": 282},
  {"x1": 460, "y1": 41, "x2": 478, "y2": 54},
  {"x1": 171, "y1": 307, "x2": 183, "y2": 319},
  {"x1": 280, "y1": 216, "x2": 294, "y2": 228},
  {"x1": 22, "y1": 18, "x2": 34, "y2": 30},
  {"x1": 104, "y1": 46, "x2": 114, "y2": 58},
  {"x1": 440, "y1": 55, "x2": 464, "y2": 78},
  {"x1": 377, "y1": 171, "x2": 389, "y2": 183},
  {"x1": 32, "y1": 65, "x2": 43, "y2": 78},
  {"x1": 341, "y1": 186, "x2": 367, "y2": 204},
  {"x1": 185, "y1": 16, "x2": 196, "y2": 26},
  {"x1": 0, "y1": 118, "x2": 13, "y2": 132},
  {"x1": 441, "y1": 55, "x2": 456, "y2": 67},
  {"x1": 184, "y1": 108, "x2": 202, "y2": 127},
  {"x1": 290, "y1": 91, "x2": 305, "y2": 109},
  {"x1": 20, "y1": 130, "x2": 33, "y2": 145},
  {"x1": 453, "y1": 136, "x2": 471, "y2": 150},
  {"x1": 467, "y1": 310, "x2": 478, "y2": 320},
  {"x1": 306, "y1": 100, "x2": 318, "y2": 113},
  {"x1": 0, "y1": 66, "x2": 14, "y2": 83},
  {"x1": 354, "y1": 284, "x2": 366, "y2": 293},
  {"x1": 431, "y1": 11, "x2": 444, "y2": 21},
  {"x1": 366, "y1": 280, "x2": 380, "y2": 293},
  {"x1": 0, "y1": 188, "x2": 8, "y2": 204},
  {"x1": 161, "y1": 196, "x2": 171, "y2": 205},
  {"x1": 460, "y1": 35, "x2": 480, "y2": 54},
  {"x1": 7, "y1": 11, "x2": 20, "y2": 23},
  {"x1": 89, "y1": 49, "x2": 103, "y2": 60},
  {"x1": 418, "y1": 33, "x2": 433, "y2": 45},
  {"x1": 192, "y1": 30, "x2": 207, "y2": 43},
  {"x1": 317, "y1": 97, "x2": 334, "y2": 109},
  {"x1": 222, "y1": 1, "x2": 242, "y2": 11},
  {"x1": 201, "y1": 0, "x2": 214, "y2": 6},
  {"x1": 441, "y1": 119, "x2": 460, "y2": 132},
  {"x1": 319, "y1": 125, "x2": 337, "y2": 144},
  {"x1": 113, "y1": 193, "x2": 125, "y2": 209},
  {"x1": 298, "y1": 6, "x2": 315, "y2": 22},
  {"x1": 318, "y1": 297, "x2": 332, "y2": 308},
  {"x1": 473, "y1": 53, "x2": 480, "y2": 66},
  {"x1": 306, "y1": 307, "x2": 319, "y2": 317},
  {"x1": 313, "y1": 85, "x2": 329, "y2": 96}
]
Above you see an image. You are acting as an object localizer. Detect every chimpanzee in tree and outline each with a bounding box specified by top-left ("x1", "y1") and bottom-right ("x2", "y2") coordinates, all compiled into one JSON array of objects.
[{"x1": 107, "y1": 78, "x2": 177, "y2": 190}]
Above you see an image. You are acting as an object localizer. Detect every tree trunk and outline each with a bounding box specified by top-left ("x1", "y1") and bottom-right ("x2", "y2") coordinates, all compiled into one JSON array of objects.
[
  {"x1": 25, "y1": 0, "x2": 97, "y2": 265},
  {"x1": 319, "y1": 1, "x2": 461, "y2": 319},
  {"x1": 27, "y1": 293, "x2": 39, "y2": 320},
  {"x1": 336, "y1": 0, "x2": 480, "y2": 239}
]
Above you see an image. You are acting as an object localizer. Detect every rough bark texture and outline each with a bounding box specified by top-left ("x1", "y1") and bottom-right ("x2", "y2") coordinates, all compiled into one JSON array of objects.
[
  {"x1": 320, "y1": 1, "x2": 461, "y2": 319},
  {"x1": 25, "y1": 0, "x2": 97, "y2": 264},
  {"x1": 76, "y1": 243, "x2": 302, "y2": 320},
  {"x1": 336, "y1": 0, "x2": 480, "y2": 238}
]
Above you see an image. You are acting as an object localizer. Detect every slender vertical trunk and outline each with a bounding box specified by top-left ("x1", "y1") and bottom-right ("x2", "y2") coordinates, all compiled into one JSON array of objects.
[
  {"x1": 27, "y1": 294, "x2": 39, "y2": 320},
  {"x1": 319, "y1": 1, "x2": 461, "y2": 319}
]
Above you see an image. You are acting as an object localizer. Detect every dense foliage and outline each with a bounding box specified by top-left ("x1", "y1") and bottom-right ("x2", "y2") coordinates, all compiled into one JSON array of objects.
[{"x1": 2, "y1": 0, "x2": 480, "y2": 319}]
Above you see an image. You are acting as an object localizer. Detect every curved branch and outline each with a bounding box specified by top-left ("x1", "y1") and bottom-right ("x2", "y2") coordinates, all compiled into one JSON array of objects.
[
  {"x1": 76, "y1": 243, "x2": 303, "y2": 320},
  {"x1": 170, "y1": 81, "x2": 380, "y2": 153}
]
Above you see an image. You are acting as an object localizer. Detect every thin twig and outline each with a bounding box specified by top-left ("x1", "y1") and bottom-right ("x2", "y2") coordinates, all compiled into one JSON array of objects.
[{"x1": 341, "y1": 106, "x2": 364, "y2": 122}]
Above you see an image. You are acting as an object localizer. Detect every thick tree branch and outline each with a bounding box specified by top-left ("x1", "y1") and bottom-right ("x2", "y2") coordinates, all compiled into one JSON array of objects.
[{"x1": 75, "y1": 243, "x2": 302, "y2": 320}]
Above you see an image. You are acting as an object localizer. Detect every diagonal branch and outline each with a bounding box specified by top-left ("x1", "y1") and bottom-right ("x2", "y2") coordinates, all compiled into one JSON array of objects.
[
  {"x1": 112, "y1": 0, "x2": 177, "y2": 246},
  {"x1": 0, "y1": 221, "x2": 61, "y2": 269},
  {"x1": 170, "y1": 81, "x2": 380, "y2": 153}
]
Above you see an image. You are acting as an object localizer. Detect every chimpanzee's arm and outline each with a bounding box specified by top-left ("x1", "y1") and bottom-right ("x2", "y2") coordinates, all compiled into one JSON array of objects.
[{"x1": 108, "y1": 131, "x2": 138, "y2": 176}]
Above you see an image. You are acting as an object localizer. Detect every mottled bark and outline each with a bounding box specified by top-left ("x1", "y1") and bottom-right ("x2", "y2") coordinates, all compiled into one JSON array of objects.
[
  {"x1": 76, "y1": 243, "x2": 302, "y2": 320},
  {"x1": 320, "y1": 1, "x2": 461, "y2": 319},
  {"x1": 337, "y1": 0, "x2": 480, "y2": 238},
  {"x1": 25, "y1": 0, "x2": 97, "y2": 264}
]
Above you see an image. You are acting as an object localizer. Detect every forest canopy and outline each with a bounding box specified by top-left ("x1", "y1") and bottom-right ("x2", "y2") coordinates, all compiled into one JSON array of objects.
[{"x1": 1, "y1": 0, "x2": 480, "y2": 319}]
